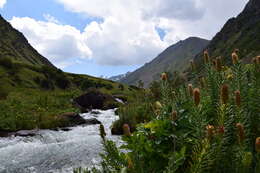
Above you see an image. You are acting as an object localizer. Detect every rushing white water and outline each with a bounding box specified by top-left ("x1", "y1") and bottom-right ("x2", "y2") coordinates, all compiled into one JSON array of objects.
[{"x1": 0, "y1": 109, "x2": 121, "y2": 173}]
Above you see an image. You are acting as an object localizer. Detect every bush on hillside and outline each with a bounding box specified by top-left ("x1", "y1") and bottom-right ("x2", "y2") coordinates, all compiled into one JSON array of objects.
[
  {"x1": 55, "y1": 75, "x2": 70, "y2": 89},
  {"x1": 81, "y1": 79, "x2": 96, "y2": 90},
  {"x1": 118, "y1": 84, "x2": 124, "y2": 91}
]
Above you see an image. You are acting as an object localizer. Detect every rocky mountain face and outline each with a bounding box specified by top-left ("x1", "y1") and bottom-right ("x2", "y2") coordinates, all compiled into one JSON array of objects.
[
  {"x1": 120, "y1": 37, "x2": 209, "y2": 87},
  {"x1": 0, "y1": 15, "x2": 54, "y2": 67},
  {"x1": 194, "y1": 0, "x2": 260, "y2": 66}
]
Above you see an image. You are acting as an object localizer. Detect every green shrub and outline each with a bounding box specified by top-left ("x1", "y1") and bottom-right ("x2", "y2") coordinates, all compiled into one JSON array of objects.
[
  {"x1": 104, "y1": 83, "x2": 113, "y2": 90},
  {"x1": 118, "y1": 84, "x2": 124, "y2": 91},
  {"x1": 81, "y1": 79, "x2": 95, "y2": 90},
  {"x1": 55, "y1": 75, "x2": 70, "y2": 89},
  {"x1": 112, "y1": 102, "x2": 153, "y2": 134},
  {"x1": 84, "y1": 53, "x2": 260, "y2": 173}
]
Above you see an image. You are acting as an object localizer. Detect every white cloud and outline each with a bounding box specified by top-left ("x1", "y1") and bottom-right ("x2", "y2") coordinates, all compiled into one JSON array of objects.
[
  {"x1": 9, "y1": 16, "x2": 92, "y2": 68},
  {"x1": 0, "y1": 0, "x2": 6, "y2": 8},
  {"x1": 56, "y1": 0, "x2": 248, "y2": 66},
  {"x1": 9, "y1": 0, "x2": 248, "y2": 68}
]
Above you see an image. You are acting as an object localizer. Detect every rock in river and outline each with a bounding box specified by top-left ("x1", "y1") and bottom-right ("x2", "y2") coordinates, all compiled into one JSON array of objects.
[{"x1": 73, "y1": 90, "x2": 119, "y2": 112}]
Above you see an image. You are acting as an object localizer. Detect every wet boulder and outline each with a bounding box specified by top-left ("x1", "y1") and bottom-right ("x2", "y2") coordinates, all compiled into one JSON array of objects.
[
  {"x1": 73, "y1": 90, "x2": 119, "y2": 112},
  {"x1": 59, "y1": 112, "x2": 86, "y2": 126},
  {"x1": 59, "y1": 112, "x2": 101, "y2": 127}
]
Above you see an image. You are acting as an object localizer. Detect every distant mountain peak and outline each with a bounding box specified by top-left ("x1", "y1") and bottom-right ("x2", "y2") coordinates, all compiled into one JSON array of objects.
[{"x1": 120, "y1": 37, "x2": 209, "y2": 87}]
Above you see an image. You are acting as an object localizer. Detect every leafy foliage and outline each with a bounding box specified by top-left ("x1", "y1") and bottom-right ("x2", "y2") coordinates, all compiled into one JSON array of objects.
[{"x1": 82, "y1": 52, "x2": 260, "y2": 173}]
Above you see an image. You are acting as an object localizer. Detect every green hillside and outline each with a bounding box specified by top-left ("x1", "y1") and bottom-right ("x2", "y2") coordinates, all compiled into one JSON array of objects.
[
  {"x1": 0, "y1": 15, "x2": 54, "y2": 67},
  {"x1": 0, "y1": 15, "x2": 134, "y2": 132}
]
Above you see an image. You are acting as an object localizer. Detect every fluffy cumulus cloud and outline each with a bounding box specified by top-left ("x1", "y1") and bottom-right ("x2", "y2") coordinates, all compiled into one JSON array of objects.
[
  {"x1": 10, "y1": 0, "x2": 248, "y2": 68},
  {"x1": 10, "y1": 16, "x2": 92, "y2": 68},
  {"x1": 0, "y1": 0, "x2": 6, "y2": 8}
]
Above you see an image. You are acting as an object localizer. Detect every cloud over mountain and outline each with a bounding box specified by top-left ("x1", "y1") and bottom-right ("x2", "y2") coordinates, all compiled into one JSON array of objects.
[{"x1": 9, "y1": 0, "x2": 248, "y2": 68}]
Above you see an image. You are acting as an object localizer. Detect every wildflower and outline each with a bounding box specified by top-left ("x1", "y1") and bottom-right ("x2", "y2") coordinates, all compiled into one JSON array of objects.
[
  {"x1": 155, "y1": 101, "x2": 162, "y2": 109},
  {"x1": 206, "y1": 125, "x2": 215, "y2": 140},
  {"x1": 203, "y1": 50, "x2": 210, "y2": 64},
  {"x1": 161, "y1": 73, "x2": 167, "y2": 81},
  {"x1": 256, "y1": 137, "x2": 260, "y2": 153},
  {"x1": 216, "y1": 57, "x2": 222, "y2": 71},
  {"x1": 171, "y1": 110, "x2": 177, "y2": 121},
  {"x1": 221, "y1": 84, "x2": 229, "y2": 104},
  {"x1": 193, "y1": 88, "x2": 200, "y2": 106},
  {"x1": 190, "y1": 60, "x2": 196, "y2": 71},
  {"x1": 235, "y1": 90, "x2": 241, "y2": 107},
  {"x1": 232, "y1": 52, "x2": 239, "y2": 65},
  {"x1": 188, "y1": 84, "x2": 193, "y2": 97},
  {"x1": 123, "y1": 124, "x2": 131, "y2": 137},
  {"x1": 99, "y1": 124, "x2": 106, "y2": 139},
  {"x1": 236, "y1": 123, "x2": 245, "y2": 143}
]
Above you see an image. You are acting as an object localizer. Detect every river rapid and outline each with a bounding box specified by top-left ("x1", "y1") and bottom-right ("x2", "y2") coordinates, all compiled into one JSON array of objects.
[{"x1": 0, "y1": 109, "x2": 120, "y2": 173}]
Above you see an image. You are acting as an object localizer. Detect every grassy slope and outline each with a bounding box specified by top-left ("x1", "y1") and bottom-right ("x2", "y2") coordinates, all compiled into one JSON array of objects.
[
  {"x1": 0, "y1": 15, "x2": 138, "y2": 132},
  {"x1": 0, "y1": 60, "x2": 135, "y2": 131},
  {"x1": 0, "y1": 15, "x2": 53, "y2": 67}
]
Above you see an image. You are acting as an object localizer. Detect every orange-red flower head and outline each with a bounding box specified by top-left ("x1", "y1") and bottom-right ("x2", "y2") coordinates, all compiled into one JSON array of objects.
[
  {"x1": 232, "y1": 52, "x2": 239, "y2": 65},
  {"x1": 221, "y1": 84, "x2": 229, "y2": 104},
  {"x1": 123, "y1": 124, "x2": 131, "y2": 137},
  {"x1": 203, "y1": 50, "x2": 210, "y2": 64},
  {"x1": 161, "y1": 73, "x2": 167, "y2": 81},
  {"x1": 193, "y1": 88, "x2": 201, "y2": 106},
  {"x1": 235, "y1": 90, "x2": 241, "y2": 107}
]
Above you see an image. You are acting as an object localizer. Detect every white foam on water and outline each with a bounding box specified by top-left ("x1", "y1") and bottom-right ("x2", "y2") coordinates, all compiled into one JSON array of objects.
[{"x1": 0, "y1": 109, "x2": 120, "y2": 173}]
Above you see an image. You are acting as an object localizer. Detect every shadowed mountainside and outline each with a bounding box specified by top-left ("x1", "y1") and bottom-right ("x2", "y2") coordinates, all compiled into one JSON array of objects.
[
  {"x1": 194, "y1": 0, "x2": 260, "y2": 66},
  {"x1": 120, "y1": 37, "x2": 209, "y2": 87}
]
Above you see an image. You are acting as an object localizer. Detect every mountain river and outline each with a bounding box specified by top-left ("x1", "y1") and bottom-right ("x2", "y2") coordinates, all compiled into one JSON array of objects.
[{"x1": 0, "y1": 109, "x2": 120, "y2": 173}]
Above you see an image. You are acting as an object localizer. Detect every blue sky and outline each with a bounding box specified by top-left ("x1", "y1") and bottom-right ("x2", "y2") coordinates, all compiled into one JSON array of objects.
[{"x1": 0, "y1": 0, "x2": 248, "y2": 77}]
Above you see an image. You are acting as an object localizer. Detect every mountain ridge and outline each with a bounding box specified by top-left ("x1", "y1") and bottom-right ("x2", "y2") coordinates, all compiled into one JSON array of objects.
[
  {"x1": 0, "y1": 15, "x2": 54, "y2": 67},
  {"x1": 120, "y1": 37, "x2": 209, "y2": 87},
  {"x1": 194, "y1": 0, "x2": 260, "y2": 66}
]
